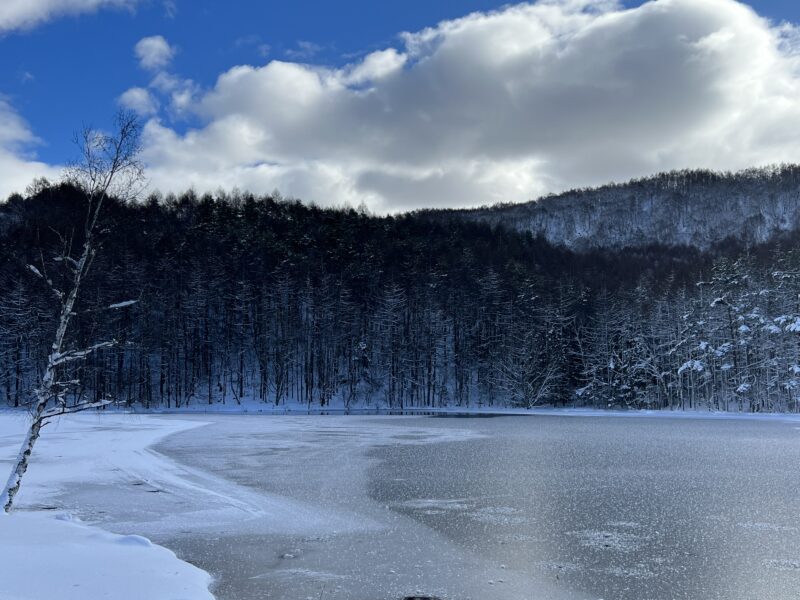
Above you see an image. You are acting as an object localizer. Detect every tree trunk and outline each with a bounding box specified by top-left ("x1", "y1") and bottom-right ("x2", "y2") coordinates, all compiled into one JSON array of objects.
[{"x1": 2, "y1": 398, "x2": 47, "y2": 512}]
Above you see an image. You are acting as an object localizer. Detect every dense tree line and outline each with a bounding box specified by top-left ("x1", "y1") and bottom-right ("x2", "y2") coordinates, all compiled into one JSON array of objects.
[{"x1": 2, "y1": 184, "x2": 800, "y2": 412}]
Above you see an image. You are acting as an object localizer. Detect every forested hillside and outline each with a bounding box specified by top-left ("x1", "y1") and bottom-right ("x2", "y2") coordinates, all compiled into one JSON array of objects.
[
  {"x1": 437, "y1": 166, "x2": 800, "y2": 251},
  {"x1": 3, "y1": 184, "x2": 800, "y2": 412}
]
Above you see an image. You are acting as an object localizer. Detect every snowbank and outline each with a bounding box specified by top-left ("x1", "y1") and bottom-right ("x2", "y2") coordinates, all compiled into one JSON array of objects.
[
  {"x1": 0, "y1": 511, "x2": 214, "y2": 600},
  {"x1": 0, "y1": 414, "x2": 215, "y2": 600},
  {"x1": 0, "y1": 413, "x2": 207, "y2": 508}
]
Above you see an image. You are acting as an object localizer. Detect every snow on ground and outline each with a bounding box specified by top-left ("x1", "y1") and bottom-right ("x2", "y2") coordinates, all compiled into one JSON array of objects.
[
  {"x1": 0, "y1": 414, "x2": 215, "y2": 600},
  {"x1": 0, "y1": 411, "x2": 485, "y2": 600},
  {"x1": 0, "y1": 511, "x2": 213, "y2": 600},
  {"x1": 0, "y1": 413, "x2": 207, "y2": 508},
  {"x1": 0, "y1": 414, "x2": 371, "y2": 540},
  {"x1": 0, "y1": 413, "x2": 481, "y2": 538}
]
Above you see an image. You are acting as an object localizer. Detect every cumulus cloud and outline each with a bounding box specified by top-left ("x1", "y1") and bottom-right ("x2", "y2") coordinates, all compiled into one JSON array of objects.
[
  {"x1": 139, "y1": 0, "x2": 800, "y2": 212},
  {"x1": 149, "y1": 71, "x2": 198, "y2": 115},
  {"x1": 135, "y1": 35, "x2": 176, "y2": 71},
  {"x1": 0, "y1": 98, "x2": 60, "y2": 199},
  {"x1": 119, "y1": 86, "x2": 159, "y2": 115},
  {"x1": 0, "y1": 0, "x2": 139, "y2": 33}
]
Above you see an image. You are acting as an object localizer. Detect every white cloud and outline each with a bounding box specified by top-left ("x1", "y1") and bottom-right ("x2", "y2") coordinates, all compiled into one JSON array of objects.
[
  {"x1": 0, "y1": 98, "x2": 37, "y2": 149},
  {"x1": 119, "y1": 86, "x2": 159, "y2": 115},
  {"x1": 0, "y1": 98, "x2": 60, "y2": 199},
  {"x1": 343, "y1": 49, "x2": 406, "y2": 85},
  {"x1": 0, "y1": 0, "x2": 139, "y2": 33},
  {"x1": 134, "y1": 0, "x2": 800, "y2": 212},
  {"x1": 127, "y1": 36, "x2": 196, "y2": 118},
  {"x1": 149, "y1": 71, "x2": 198, "y2": 116},
  {"x1": 135, "y1": 35, "x2": 176, "y2": 71}
]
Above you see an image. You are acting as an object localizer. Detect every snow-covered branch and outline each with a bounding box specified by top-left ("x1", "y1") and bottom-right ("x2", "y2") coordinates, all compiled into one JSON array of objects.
[
  {"x1": 28, "y1": 264, "x2": 64, "y2": 301},
  {"x1": 50, "y1": 341, "x2": 116, "y2": 367},
  {"x1": 108, "y1": 300, "x2": 138, "y2": 310},
  {"x1": 41, "y1": 399, "x2": 115, "y2": 421}
]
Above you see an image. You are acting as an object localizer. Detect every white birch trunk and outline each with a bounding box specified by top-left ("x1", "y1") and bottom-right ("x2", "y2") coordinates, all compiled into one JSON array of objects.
[
  {"x1": 1, "y1": 111, "x2": 142, "y2": 513},
  {"x1": 1, "y1": 243, "x2": 89, "y2": 512},
  {"x1": 1, "y1": 401, "x2": 46, "y2": 511}
]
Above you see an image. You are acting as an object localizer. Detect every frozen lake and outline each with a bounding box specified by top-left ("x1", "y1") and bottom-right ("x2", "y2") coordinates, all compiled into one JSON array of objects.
[{"x1": 45, "y1": 414, "x2": 800, "y2": 599}]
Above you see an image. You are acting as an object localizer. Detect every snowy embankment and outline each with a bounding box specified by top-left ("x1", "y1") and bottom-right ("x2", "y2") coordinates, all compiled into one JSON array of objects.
[
  {"x1": 0, "y1": 414, "x2": 214, "y2": 600},
  {"x1": 0, "y1": 512, "x2": 213, "y2": 600}
]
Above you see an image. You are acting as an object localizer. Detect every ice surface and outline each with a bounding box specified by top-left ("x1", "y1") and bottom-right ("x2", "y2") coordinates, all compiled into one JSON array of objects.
[
  {"x1": 3, "y1": 412, "x2": 800, "y2": 600},
  {"x1": 149, "y1": 414, "x2": 800, "y2": 599}
]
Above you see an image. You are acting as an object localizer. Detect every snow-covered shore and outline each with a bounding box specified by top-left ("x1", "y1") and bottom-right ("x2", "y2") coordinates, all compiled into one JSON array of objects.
[
  {"x1": 0, "y1": 412, "x2": 480, "y2": 600},
  {"x1": 0, "y1": 414, "x2": 215, "y2": 600},
  {"x1": 96, "y1": 401, "x2": 800, "y2": 423},
  {"x1": 0, "y1": 511, "x2": 214, "y2": 600}
]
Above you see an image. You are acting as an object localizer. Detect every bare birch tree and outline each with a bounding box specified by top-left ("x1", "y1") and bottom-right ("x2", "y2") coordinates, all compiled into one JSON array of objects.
[{"x1": 2, "y1": 111, "x2": 144, "y2": 512}]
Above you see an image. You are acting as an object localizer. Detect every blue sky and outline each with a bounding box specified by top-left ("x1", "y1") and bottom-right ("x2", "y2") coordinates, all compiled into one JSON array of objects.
[
  {"x1": 2, "y1": 0, "x2": 527, "y2": 162},
  {"x1": 2, "y1": 0, "x2": 800, "y2": 210},
  {"x1": 0, "y1": 0, "x2": 795, "y2": 164}
]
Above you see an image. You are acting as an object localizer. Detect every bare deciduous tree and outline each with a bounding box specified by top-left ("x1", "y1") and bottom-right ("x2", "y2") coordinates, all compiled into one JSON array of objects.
[{"x1": 2, "y1": 111, "x2": 144, "y2": 513}]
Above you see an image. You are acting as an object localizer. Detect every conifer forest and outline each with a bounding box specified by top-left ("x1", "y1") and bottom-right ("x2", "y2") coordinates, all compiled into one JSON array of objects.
[{"x1": 4, "y1": 171, "x2": 800, "y2": 413}]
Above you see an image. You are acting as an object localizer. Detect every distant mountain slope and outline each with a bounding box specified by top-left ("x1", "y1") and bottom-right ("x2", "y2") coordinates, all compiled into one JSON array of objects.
[{"x1": 433, "y1": 167, "x2": 800, "y2": 251}]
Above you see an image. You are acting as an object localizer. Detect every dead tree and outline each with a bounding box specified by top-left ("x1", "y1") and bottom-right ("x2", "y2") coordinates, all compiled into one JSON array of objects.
[{"x1": 1, "y1": 111, "x2": 144, "y2": 512}]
